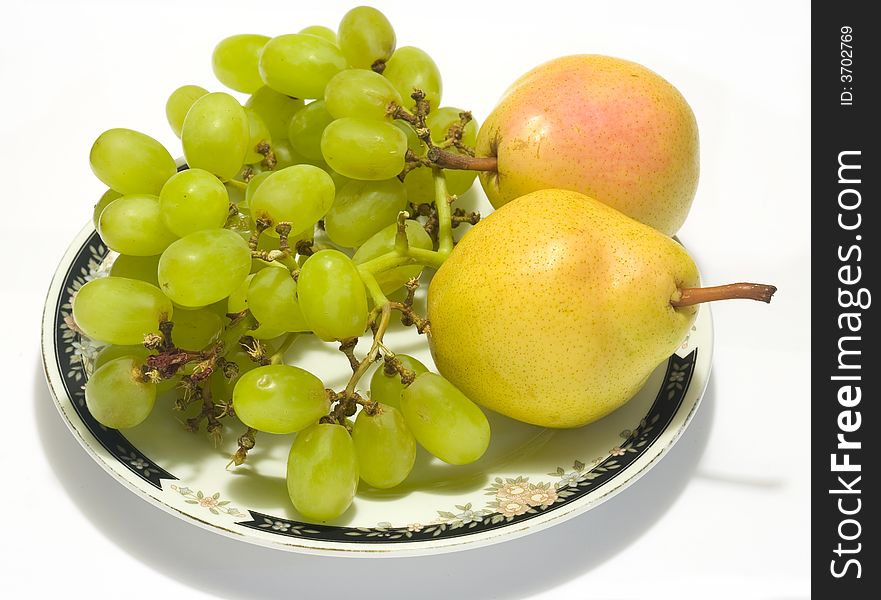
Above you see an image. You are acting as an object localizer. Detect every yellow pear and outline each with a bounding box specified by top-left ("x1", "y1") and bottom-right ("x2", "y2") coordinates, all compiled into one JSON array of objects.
[{"x1": 427, "y1": 189, "x2": 773, "y2": 428}]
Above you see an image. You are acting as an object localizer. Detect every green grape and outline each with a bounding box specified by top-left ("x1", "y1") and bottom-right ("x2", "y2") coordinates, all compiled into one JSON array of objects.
[
  {"x1": 244, "y1": 170, "x2": 273, "y2": 208},
  {"x1": 110, "y1": 254, "x2": 160, "y2": 287},
  {"x1": 324, "y1": 69, "x2": 402, "y2": 120},
  {"x1": 287, "y1": 100, "x2": 334, "y2": 161},
  {"x1": 249, "y1": 165, "x2": 334, "y2": 235},
  {"x1": 270, "y1": 139, "x2": 299, "y2": 169},
  {"x1": 427, "y1": 107, "x2": 478, "y2": 146},
  {"x1": 352, "y1": 220, "x2": 433, "y2": 294},
  {"x1": 159, "y1": 168, "x2": 229, "y2": 237},
  {"x1": 99, "y1": 195, "x2": 177, "y2": 256},
  {"x1": 299, "y1": 25, "x2": 337, "y2": 45},
  {"x1": 402, "y1": 108, "x2": 480, "y2": 200},
  {"x1": 95, "y1": 345, "x2": 147, "y2": 370},
  {"x1": 297, "y1": 250, "x2": 368, "y2": 341},
  {"x1": 166, "y1": 85, "x2": 209, "y2": 138},
  {"x1": 209, "y1": 347, "x2": 258, "y2": 399},
  {"x1": 93, "y1": 189, "x2": 121, "y2": 228},
  {"x1": 86, "y1": 356, "x2": 156, "y2": 429},
  {"x1": 394, "y1": 120, "x2": 425, "y2": 154},
  {"x1": 400, "y1": 373, "x2": 490, "y2": 465},
  {"x1": 245, "y1": 86, "x2": 305, "y2": 142},
  {"x1": 212, "y1": 34, "x2": 270, "y2": 94},
  {"x1": 171, "y1": 307, "x2": 223, "y2": 350},
  {"x1": 369, "y1": 354, "x2": 429, "y2": 409},
  {"x1": 404, "y1": 162, "x2": 476, "y2": 201},
  {"x1": 233, "y1": 365, "x2": 328, "y2": 434},
  {"x1": 182, "y1": 92, "x2": 250, "y2": 180},
  {"x1": 337, "y1": 6, "x2": 396, "y2": 70},
  {"x1": 227, "y1": 274, "x2": 286, "y2": 339},
  {"x1": 383, "y1": 46, "x2": 442, "y2": 111},
  {"x1": 90, "y1": 129, "x2": 177, "y2": 195},
  {"x1": 73, "y1": 277, "x2": 173, "y2": 345},
  {"x1": 286, "y1": 423, "x2": 359, "y2": 521},
  {"x1": 158, "y1": 228, "x2": 251, "y2": 307},
  {"x1": 352, "y1": 404, "x2": 416, "y2": 488},
  {"x1": 243, "y1": 108, "x2": 272, "y2": 164},
  {"x1": 248, "y1": 268, "x2": 310, "y2": 332},
  {"x1": 258, "y1": 34, "x2": 347, "y2": 99},
  {"x1": 320, "y1": 117, "x2": 407, "y2": 180},
  {"x1": 324, "y1": 178, "x2": 407, "y2": 248}
]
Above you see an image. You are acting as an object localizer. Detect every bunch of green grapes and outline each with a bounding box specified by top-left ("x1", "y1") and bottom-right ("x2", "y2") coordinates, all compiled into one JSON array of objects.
[{"x1": 76, "y1": 5, "x2": 487, "y2": 524}]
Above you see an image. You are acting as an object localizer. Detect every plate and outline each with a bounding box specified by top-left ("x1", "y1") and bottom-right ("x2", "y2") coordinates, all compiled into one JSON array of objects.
[{"x1": 41, "y1": 222, "x2": 712, "y2": 556}]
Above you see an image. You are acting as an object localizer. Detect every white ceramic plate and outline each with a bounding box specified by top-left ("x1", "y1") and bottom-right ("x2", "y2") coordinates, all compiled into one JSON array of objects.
[{"x1": 42, "y1": 222, "x2": 712, "y2": 556}]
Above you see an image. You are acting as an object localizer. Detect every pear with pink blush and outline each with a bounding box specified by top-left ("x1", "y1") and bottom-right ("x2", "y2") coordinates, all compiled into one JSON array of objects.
[{"x1": 429, "y1": 55, "x2": 699, "y2": 236}]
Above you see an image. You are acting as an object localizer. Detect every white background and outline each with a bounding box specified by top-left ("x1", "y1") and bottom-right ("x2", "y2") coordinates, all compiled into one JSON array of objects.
[{"x1": 0, "y1": 1, "x2": 810, "y2": 598}]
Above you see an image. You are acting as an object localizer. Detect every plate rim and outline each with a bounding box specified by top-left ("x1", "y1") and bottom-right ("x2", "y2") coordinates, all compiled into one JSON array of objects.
[{"x1": 41, "y1": 222, "x2": 713, "y2": 557}]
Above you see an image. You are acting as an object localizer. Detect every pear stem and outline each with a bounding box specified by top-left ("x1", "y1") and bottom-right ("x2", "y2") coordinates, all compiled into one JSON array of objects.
[
  {"x1": 427, "y1": 147, "x2": 498, "y2": 172},
  {"x1": 671, "y1": 283, "x2": 778, "y2": 308}
]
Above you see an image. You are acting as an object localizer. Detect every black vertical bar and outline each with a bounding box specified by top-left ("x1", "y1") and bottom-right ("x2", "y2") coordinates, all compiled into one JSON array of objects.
[{"x1": 813, "y1": 2, "x2": 876, "y2": 595}]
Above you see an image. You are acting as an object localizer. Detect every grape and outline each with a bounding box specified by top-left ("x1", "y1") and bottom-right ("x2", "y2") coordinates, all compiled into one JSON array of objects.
[
  {"x1": 227, "y1": 274, "x2": 286, "y2": 339},
  {"x1": 159, "y1": 168, "x2": 230, "y2": 237},
  {"x1": 269, "y1": 140, "x2": 300, "y2": 169},
  {"x1": 324, "y1": 178, "x2": 407, "y2": 248},
  {"x1": 244, "y1": 170, "x2": 273, "y2": 207},
  {"x1": 99, "y1": 194, "x2": 177, "y2": 256},
  {"x1": 209, "y1": 347, "x2": 258, "y2": 399},
  {"x1": 212, "y1": 34, "x2": 270, "y2": 94},
  {"x1": 352, "y1": 220, "x2": 433, "y2": 294},
  {"x1": 166, "y1": 85, "x2": 209, "y2": 138},
  {"x1": 299, "y1": 25, "x2": 337, "y2": 45},
  {"x1": 258, "y1": 34, "x2": 347, "y2": 99},
  {"x1": 404, "y1": 162, "x2": 477, "y2": 202},
  {"x1": 249, "y1": 165, "x2": 334, "y2": 235},
  {"x1": 110, "y1": 254, "x2": 160, "y2": 287},
  {"x1": 394, "y1": 120, "x2": 425, "y2": 154},
  {"x1": 92, "y1": 189, "x2": 121, "y2": 228},
  {"x1": 400, "y1": 373, "x2": 490, "y2": 465},
  {"x1": 245, "y1": 86, "x2": 305, "y2": 142},
  {"x1": 233, "y1": 365, "x2": 328, "y2": 434},
  {"x1": 171, "y1": 307, "x2": 223, "y2": 350},
  {"x1": 403, "y1": 107, "x2": 480, "y2": 200},
  {"x1": 86, "y1": 356, "x2": 156, "y2": 429},
  {"x1": 297, "y1": 250, "x2": 368, "y2": 341},
  {"x1": 286, "y1": 423, "x2": 359, "y2": 521},
  {"x1": 352, "y1": 404, "x2": 416, "y2": 488},
  {"x1": 243, "y1": 108, "x2": 272, "y2": 164},
  {"x1": 182, "y1": 92, "x2": 250, "y2": 180},
  {"x1": 427, "y1": 107, "x2": 478, "y2": 146},
  {"x1": 248, "y1": 267, "x2": 310, "y2": 333},
  {"x1": 320, "y1": 117, "x2": 407, "y2": 180},
  {"x1": 90, "y1": 129, "x2": 177, "y2": 195},
  {"x1": 73, "y1": 277, "x2": 173, "y2": 345},
  {"x1": 369, "y1": 354, "x2": 429, "y2": 408},
  {"x1": 337, "y1": 6, "x2": 395, "y2": 70},
  {"x1": 383, "y1": 47, "x2": 442, "y2": 111},
  {"x1": 287, "y1": 100, "x2": 334, "y2": 161},
  {"x1": 324, "y1": 69, "x2": 402, "y2": 120},
  {"x1": 158, "y1": 228, "x2": 251, "y2": 307},
  {"x1": 95, "y1": 345, "x2": 146, "y2": 370}
]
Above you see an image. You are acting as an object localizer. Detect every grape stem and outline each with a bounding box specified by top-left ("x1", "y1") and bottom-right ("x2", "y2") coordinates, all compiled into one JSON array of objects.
[
  {"x1": 426, "y1": 147, "x2": 498, "y2": 172},
  {"x1": 343, "y1": 302, "x2": 391, "y2": 398},
  {"x1": 433, "y1": 169, "x2": 454, "y2": 257}
]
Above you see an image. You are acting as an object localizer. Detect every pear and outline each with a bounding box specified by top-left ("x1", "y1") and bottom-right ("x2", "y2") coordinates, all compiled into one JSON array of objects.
[
  {"x1": 428, "y1": 55, "x2": 699, "y2": 236},
  {"x1": 426, "y1": 189, "x2": 773, "y2": 428}
]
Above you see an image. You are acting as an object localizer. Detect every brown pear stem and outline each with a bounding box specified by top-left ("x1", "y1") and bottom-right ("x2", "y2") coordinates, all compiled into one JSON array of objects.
[
  {"x1": 427, "y1": 147, "x2": 498, "y2": 172},
  {"x1": 671, "y1": 283, "x2": 777, "y2": 308}
]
